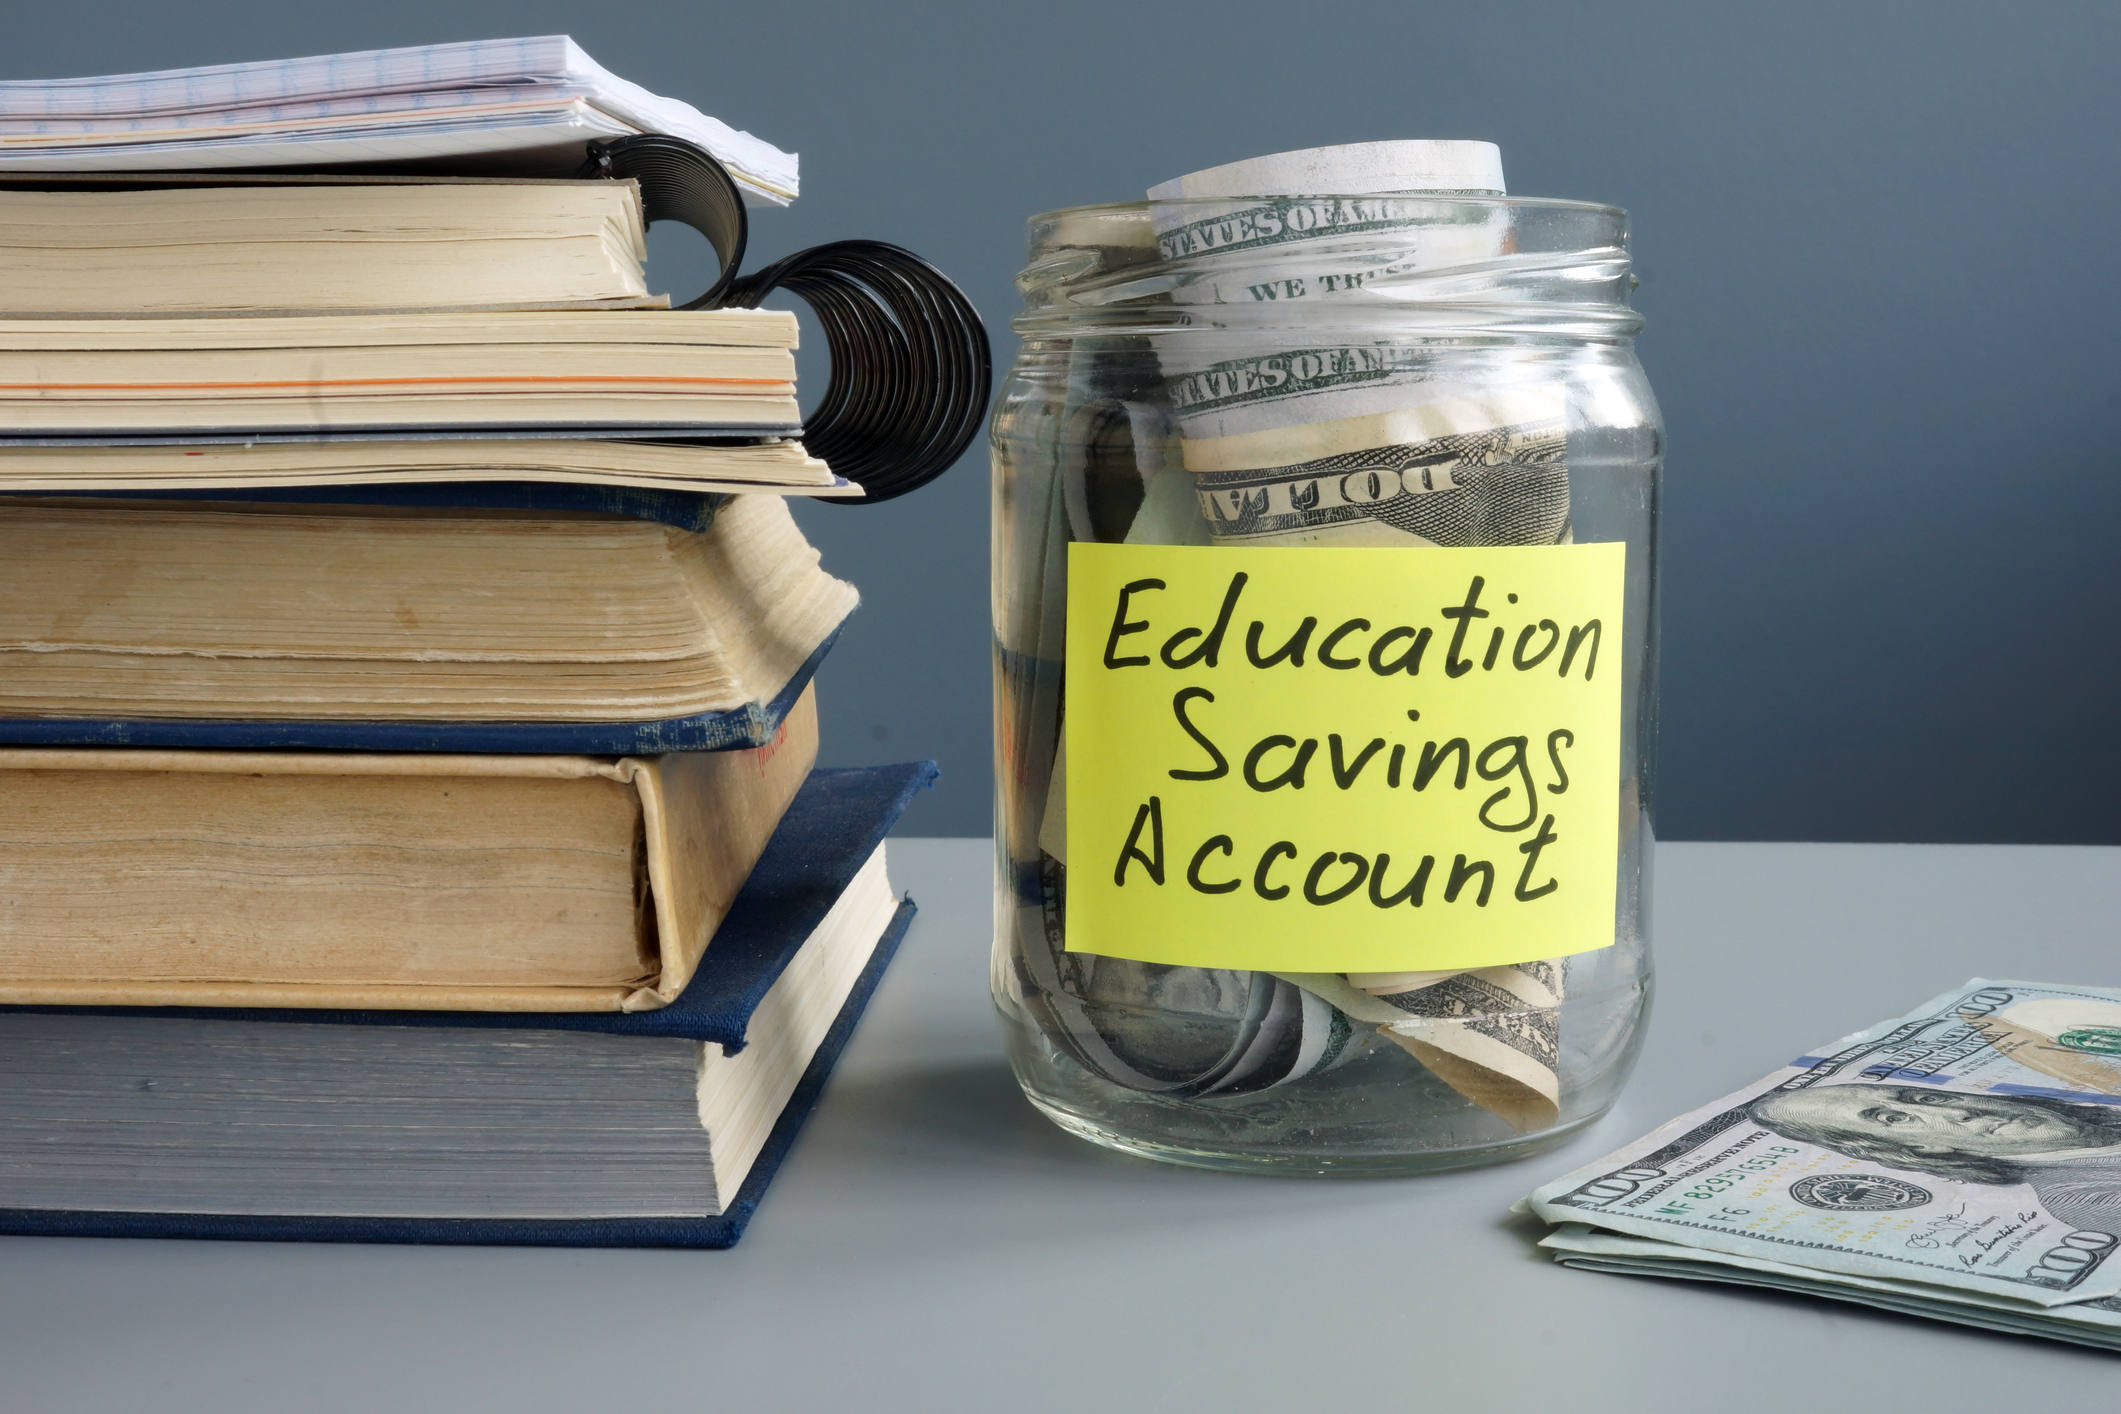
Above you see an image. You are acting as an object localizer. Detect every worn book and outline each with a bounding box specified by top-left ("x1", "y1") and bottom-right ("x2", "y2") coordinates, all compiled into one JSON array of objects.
[
  {"x1": 0, "y1": 763, "x2": 934, "y2": 1247},
  {"x1": 0, "y1": 493, "x2": 856, "y2": 734},
  {"x1": 0, "y1": 309, "x2": 802, "y2": 437},
  {"x1": 0, "y1": 687, "x2": 817, "y2": 1012},
  {"x1": 0, "y1": 437, "x2": 851, "y2": 497},
  {"x1": 28, "y1": 480, "x2": 735, "y2": 533},
  {"x1": 0, "y1": 178, "x2": 665, "y2": 316},
  {"x1": 0, "y1": 36, "x2": 798, "y2": 205}
]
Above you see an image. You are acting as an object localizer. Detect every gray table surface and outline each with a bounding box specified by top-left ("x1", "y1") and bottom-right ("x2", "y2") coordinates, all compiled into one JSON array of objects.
[{"x1": 4, "y1": 838, "x2": 2118, "y2": 1411}]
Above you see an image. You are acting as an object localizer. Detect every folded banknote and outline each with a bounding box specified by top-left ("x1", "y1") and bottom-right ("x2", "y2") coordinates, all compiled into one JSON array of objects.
[{"x1": 1525, "y1": 977, "x2": 2121, "y2": 1350}]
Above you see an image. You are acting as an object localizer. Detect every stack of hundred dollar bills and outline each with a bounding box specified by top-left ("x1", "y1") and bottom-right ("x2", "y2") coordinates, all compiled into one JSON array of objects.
[{"x1": 1524, "y1": 979, "x2": 2121, "y2": 1350}]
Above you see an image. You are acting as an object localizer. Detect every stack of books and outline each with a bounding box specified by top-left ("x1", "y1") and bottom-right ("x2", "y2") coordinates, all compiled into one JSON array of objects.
[{"x1": 0, "y1": 40, "x2": 939, "y2": 1248}]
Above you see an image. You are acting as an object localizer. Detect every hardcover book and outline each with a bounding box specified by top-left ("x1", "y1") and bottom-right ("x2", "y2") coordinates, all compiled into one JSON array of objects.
[
  {"x1": 0, "y1": 493, "x2": 857, "y2": 747},
  {"x1": 0, "y1": 178, "x2": 667, "y2": 316},
  {"x1": 0, "y1": 309, "x2": 804, "y2": 437},
  {"x1": 0, "y1": 762, "x2": 935, "y2": 1248},
  {"x1": 0, "y1": 689, "x2": 819, "y2": 1011}
]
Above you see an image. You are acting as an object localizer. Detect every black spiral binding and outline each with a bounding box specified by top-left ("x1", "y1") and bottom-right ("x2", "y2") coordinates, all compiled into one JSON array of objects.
[{"x1": 581, "y1": 137, "x2": 990, "y2": 504}]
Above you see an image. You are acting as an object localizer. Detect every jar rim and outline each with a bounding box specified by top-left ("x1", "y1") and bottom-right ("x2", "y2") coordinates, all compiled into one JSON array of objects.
[{"x1": 1027, "y1": 193, "x2": 1627, "y2": 229}]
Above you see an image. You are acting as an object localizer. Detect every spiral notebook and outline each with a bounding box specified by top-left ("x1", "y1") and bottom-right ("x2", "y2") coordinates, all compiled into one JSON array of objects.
[
  {"x1": 0, "y1": 36, "x2": 800, "y2": 204},
  {"x1": 0, "y1": 143, "x2": 986, "y2": 504}
]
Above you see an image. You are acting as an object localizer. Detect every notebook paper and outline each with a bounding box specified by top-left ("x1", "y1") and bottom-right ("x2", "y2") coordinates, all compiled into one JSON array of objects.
[{"x1": 0, "y1": 36, "x2": 798, "y2": 205}]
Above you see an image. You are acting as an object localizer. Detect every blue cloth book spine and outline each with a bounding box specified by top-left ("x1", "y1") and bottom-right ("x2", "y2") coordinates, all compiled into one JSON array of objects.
[
  {"x1": 0, "y1": 760, "x2": 938, "y2": 1249},
  {"x1": 3, "y1": 480, "x2": 730, "y2": 531}
]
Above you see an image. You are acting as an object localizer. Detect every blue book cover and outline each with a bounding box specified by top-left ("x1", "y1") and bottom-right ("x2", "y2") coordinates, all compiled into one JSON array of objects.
[
  {"x1": 3, "y1": 480, "x2": 731, "y2": 531},
  {"x1": 0, "y1": 760, "x2": 938, "y2": 1249}
]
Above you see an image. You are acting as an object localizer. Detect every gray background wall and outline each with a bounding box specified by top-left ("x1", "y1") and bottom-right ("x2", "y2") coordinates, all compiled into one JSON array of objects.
[{"x1": 9, "y1": 1, "x2": 2116, "y2": 841}]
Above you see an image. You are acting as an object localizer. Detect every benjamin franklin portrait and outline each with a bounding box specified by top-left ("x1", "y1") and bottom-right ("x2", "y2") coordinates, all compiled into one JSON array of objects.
[{"x1": 1750, "y1": 1084, "x2": 2121, "y2": 1232}]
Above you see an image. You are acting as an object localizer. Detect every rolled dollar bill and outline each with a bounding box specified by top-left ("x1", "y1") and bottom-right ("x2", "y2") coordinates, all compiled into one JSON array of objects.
[
  {"x1": 1148, "y1": 144, "x2": 1567, "y2": 553},
  {"x1": 1146, "y1": 141, "x2": 1570, "y2": 1128},
  {"x1": 1148, "y1": 140, "x2": 1507, "y2": 317},
  {"x1": 1181, "y1": 388, "x2": 1569, "y2": 548},
  {"x1": 1363, "y1": 964, "x2": 1562, "y2": 1132},
  {"x1": 1014, "y1": 855, "x2": 1361, "y2": 1098},
  {"x1": 1273, "y1": 964, "x2": 1562, "y2": 1131}
]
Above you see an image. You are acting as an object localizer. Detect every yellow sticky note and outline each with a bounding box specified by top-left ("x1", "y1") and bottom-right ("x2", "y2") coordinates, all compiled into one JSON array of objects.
[{"x1": 1063, "y1": 542, "x2": 1624, "y2": 972}]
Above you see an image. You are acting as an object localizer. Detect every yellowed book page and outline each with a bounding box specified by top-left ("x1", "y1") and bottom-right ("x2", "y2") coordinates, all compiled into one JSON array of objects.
[
  {"x1": 0, "y1": 439, "x2": 838, "y2": 493},
  {"x1": 1, "y1": 504, "x2": 730, "y2": 660},
  {"x1": 0, "y1": 309, "x2": 800, "y2": 350},
  {"x1": 677, "y1": 495, "x2": 865, "y2": 715},
  {"x1": 0, "y1": 691, "x2": 817, "y2": 1011},
  {"x1": 0, "y1": 242, "x2": 652, "y2": 314},
  {"x1": 625, "y1": 685, "x2": 821, "y2": 1009},
  {"x1": 0, "y1": 761, "x2": 652, "y2": 991},
  {"x1": 0, "y1": 343, "x2": 793, "y2": 386},
  {"x1": 0, "y1": 656, "x2": 756, "y2": 721},
  {"x1": 0, "y1": 182, "x2": 651, "y2": 314},
  {"x1": 0, "y1": 393, "x2": 801, "y2": 433},
  {"x1": 0, "y1": 498, "x2": 854, "y2": 721},
  {"x1": 0, "y1": 980, "x2": 638, "y2": 1012}
]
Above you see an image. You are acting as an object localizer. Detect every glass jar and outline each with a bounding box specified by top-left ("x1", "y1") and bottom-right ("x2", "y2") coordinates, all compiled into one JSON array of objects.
[{"x1": 991, "y1": 194, "x2": 1659, "y2": 1174}]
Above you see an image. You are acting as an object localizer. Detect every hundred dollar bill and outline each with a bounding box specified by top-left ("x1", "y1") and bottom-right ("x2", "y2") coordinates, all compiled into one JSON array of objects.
[
  {"x1": 1539, "y1": 1223, "x2": 2121, "y2": 1353},
  {"x1": 1148, "y1": 140, "x2": 1507, "y2": 316},
  {"x1": 1527, "y1": 978, "x2": 2121, "y2": 1316},
  {"x1": 1181, "y1": 389, "x2": 1568, "y2": 548},
  {"x1": 1148, "y1": 141, "x2": 1531, "y2": 470}
]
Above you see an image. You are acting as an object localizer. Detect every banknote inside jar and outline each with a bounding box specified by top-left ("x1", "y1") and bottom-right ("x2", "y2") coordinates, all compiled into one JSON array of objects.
[{"x1": 1021, "y1": 141, "x2": 1590, "y2": 1134}]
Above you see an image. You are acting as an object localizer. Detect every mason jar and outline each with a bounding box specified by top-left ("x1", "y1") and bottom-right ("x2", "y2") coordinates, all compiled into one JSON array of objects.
[{"x1": 991, "y1": 191, "x2": 1659, "y2": 1174}]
